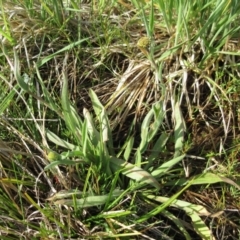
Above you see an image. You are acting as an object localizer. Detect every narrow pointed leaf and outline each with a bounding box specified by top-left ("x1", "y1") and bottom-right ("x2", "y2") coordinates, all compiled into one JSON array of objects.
[
  {"x1": 151, "y1": 155, "x2": 185, "y2": 177},
  {"x1": 83, "y1": 108, "x2": 100, "y2": 145},
  {"x1": 123, "y1": 136, "x2": 134, "y2": 161},
  {"x1": 110, "y1": 156, "x2": 160, "y2": 190},
  {"x1": 46, "y1": 130, "x2": 77, "y2": 150},
  {"x1": 174, "y1": 102, "x2": 186, "y2": 158},
  {"x1": 53, "y1": 189, "x2": 123, "y2": 208}
]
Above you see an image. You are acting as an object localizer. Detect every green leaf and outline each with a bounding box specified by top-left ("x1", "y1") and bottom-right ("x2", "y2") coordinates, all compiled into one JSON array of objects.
[
  {"x1": 123, "y1": 136, "x2": 134, "y2": 161},
  {"x1": 139, "y1": 101, "x2": 165, "y2": 154},
  {"x1": 148, "y1": 101, "x2": 165, "y2": 140},
  {"x1": 151, "y1": 155, "x2": 185, "y2": 178},
  {"x1": 145, "y1": 195, "x2": 212, "y2": 240},
  {"x1": 137, "y1": 182, "x2": 191, "y2": 223},
  {"x1": 44, "y1": 159, "x2": 85, "y2": 170},
  {"x1": 89, "y1": 89, "x2": 104, "y2": 117},
  {"x1": 144, "y1": 131, "x2": 170, "y2": 170},
  {"x1": 13, "y1": 49, "x2": 29, "y2": 91},
  {"x1": 88, "y1": 89, "x2": 114, "y2": 152},
  {"x1": 52, "y1": 189, "x2": 124, "y2": 208},
  {"x1": 165, "y1": 173, "x2": 240, "y2": 191},
  {"x1": 83, "y1": 107, "x2": 100, "y2": 146},
  {"x1": 110, "y1": 156, "x2": 160, "y2": 190},
  {"x1": 139, "y1": 104, "x2": 154, "y2": 153},
  {"x1": 34, "y1": 64, "x2": 63, "y2": 116},
  {"x1": 135, "y1": 148, "x2": 142, "y2": 167},
  {"x1": 61, "y1": 71, "x2": 82, "y2": 143},
  {"x1": 46, "y1": 130, "x2": 77, "y2": 150},
  {"x1": 0, "y1": 79, "x2": 19, "y2": 115},
  {"x1": 174, "y1": 102, "x2": 186, "y2": 158},
  {"x1": 36, "y1": 38, "x2": 89, "y2": 67},
  {"x1": 82, "y1": 120, "x2": 88, "y2": 157},
  {"x1": 100, "y1": 107, "x2": 114, "y2": 155},
  {"x1": 161, "y1": 209, "x2": 192, "y2": 240}
]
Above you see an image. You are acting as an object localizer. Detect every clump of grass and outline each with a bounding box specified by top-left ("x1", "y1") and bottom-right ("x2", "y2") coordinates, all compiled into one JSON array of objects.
[{"x1": 0, "y1": 0, "x2": 240, "y2": 239}]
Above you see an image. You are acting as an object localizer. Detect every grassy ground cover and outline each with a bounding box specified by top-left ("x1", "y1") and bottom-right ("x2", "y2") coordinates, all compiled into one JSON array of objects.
[{"x1": 0, "y1": 0, "x2": 240, "y2": 239}]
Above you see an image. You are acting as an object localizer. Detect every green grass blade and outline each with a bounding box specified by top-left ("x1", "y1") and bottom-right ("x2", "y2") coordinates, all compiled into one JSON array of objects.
[
  {"x1": 110, "y1": 156, "x2": 160, "y2": 190},
  {"x1": 137, "y1": 182, "x2": 191, "y2": 223},
  {"x1": 123, "y1": 136, "x2": 134, "y2": 161},
  {"x1": 52, "y1": 189, "x2": 124, "y2": 208},
  {"x1": 83, "y1": 108, "x2": 100, "y2": 146},
  {"x1": 139, "y1": 103, "x2": 154, "y2": 153},
  {"x1": 165, "y1": 172, "x2": 240, "y2": 190},
  {"x1": 61, "y1": 70, "x2": 82, "y2": 143},
  {"x1": 13, "y1": 49, "x2": 29, "y2": 91},
  {"x1": 88, "y1": 90, "x2": 113, "y2": 149},
  {"x1": 100, "y1": 107, "x2": 114, "y2": 155},
  {"x1": 146, "y1": 195, "x2": 212, "y2": 240},
  {"x1": 89, "y1": 89, "x2": 104, "y2": 117},
  {"x1": 144, "y1": 131, "x2": 170, "y2": 170},
  {"x1": 46, "y1": 129, "x2": 77, "y2": 150},
  {"x1": 174, "y1": 101, "x2": 186, "y2": 158},
  {"x1": 161, "y1": 209, "x2": 191, "y2": 240},
  {"x1": 134, "y1": 148, "x2": 142, "y2": 167},
  {"x1": 148, "y1": 103, "x2": 165, "y2": 140},
  {"x1": 151, "y1": 155, "x2": 185, "y2": 178},
  {"x1": 35, "y1": 64, "x2": 63, "y2": 116},
  {"x1": 0, "y1": 79, "x2": 19, "y2": 115},
  {"x1": 44, "y1": 158, "x2": 85, "y2": 170},
  {"x1": 36, "y1": 38, "x2": 89, "y2": 67}
]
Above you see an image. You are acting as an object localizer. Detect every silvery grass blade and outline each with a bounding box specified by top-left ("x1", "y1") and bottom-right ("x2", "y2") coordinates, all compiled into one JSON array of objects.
[
  {"x1": 50, "y1": 189, "x2": 124, "y2": 208},
  {"x1": 83, "y1": 108, "x2": 100, "y2": 146},
  {"x1": 110, "y1": 156, "x2": 160, "y2": 190},
  {"x1": 47, "y1": 189, "x2": 83, "y2": 201},
  {"x1": 82, "y1": 120, "x2": 90, "y2": 157},
  {"x1": 148, "y1": 101, "x2": 165, "y2": 140},
  {"x1": 83, "y1": 105, "x2": 111, "y2": 175},
  {"x1": 89, "y1": 89, "x2": 114, "y2": 155},
  {"x1": 61, "y1": 70, "x2": 83, "y2": 144},
  {"x1": 145, "y1": 195, "x2": 213, "y2": 240},
  {"x1": 159, "y1": 171, "x2": 240, "y2": 239},
  {"x1": 46, "y1": 129, "x2": 77, "y2": 150},
  {"x1": 174, "y1": 101, "x2": 186, "y2": 158},
  {"x1": 139, "y1": 101, "x2": 165, "y2": 154},
  {"x1": 134, "y1": 148, "x2": 142, "y2": 168},
  {"x1": 90, "y1": 210, "x2": 132, "y2": 220},
  {"x1": 81, "y1": 118, "x2": 103, "y2": 168}
]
